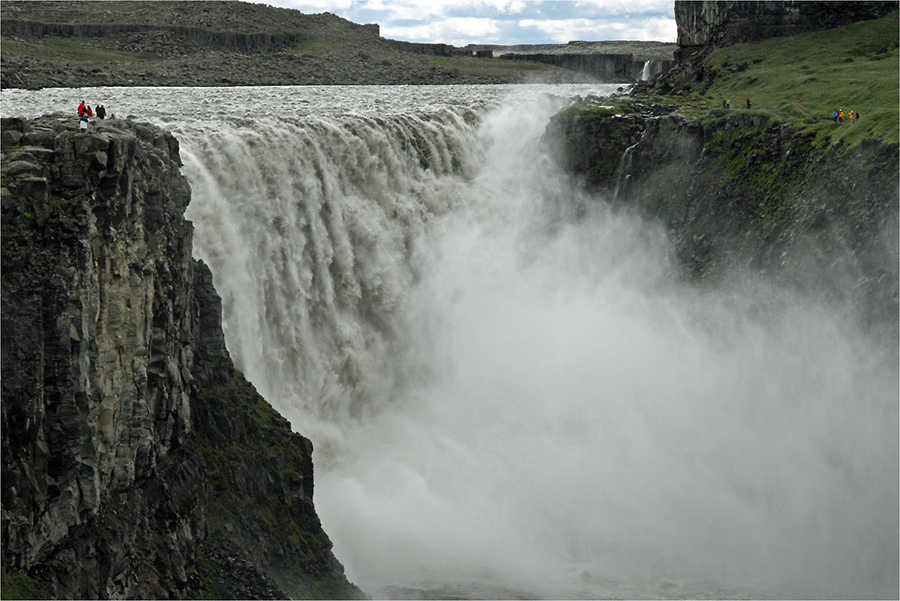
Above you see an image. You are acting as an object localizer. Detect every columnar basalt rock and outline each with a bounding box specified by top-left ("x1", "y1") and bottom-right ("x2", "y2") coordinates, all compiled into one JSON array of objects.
[
  {"x1": 2, "y1": 115, "x2": 198, "y2": 597},
  {"x1": 1, "y1": 115, "x2": 361, "y2": 599},
  {"x1": 674, "y1": 0, "x2": 897, "y2": 55}
]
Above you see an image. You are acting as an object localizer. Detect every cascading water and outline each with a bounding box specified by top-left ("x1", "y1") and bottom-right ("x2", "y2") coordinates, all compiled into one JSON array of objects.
[
  {"x1": 2, "y1": 85, "x2": 897, "y2": 599},
  {"x1": 178, "y1": 107, "x2": 485, "y2": 436},
  {"x1": 641, "y1": 60, "x2": 653, "y2": 81}
]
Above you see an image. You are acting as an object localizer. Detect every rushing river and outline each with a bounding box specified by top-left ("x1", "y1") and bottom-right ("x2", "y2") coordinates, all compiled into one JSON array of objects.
[{"x1": 3, "y1": 85, "x2": 897, "y2": 599}]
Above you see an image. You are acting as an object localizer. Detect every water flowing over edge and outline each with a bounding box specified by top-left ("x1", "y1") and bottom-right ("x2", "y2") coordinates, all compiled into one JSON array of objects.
[{"x1": 3, "y1": 85, "x2": 897, "y2": 599}]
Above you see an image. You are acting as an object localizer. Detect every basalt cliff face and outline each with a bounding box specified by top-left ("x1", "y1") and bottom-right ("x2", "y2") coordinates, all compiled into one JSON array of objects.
[
  {"x1": 561, "y1": 2, "x2": 899, "y2": 336},
  {"x1": 543, "y1": 103, "x2": 899, "y2": 339},
  {"x1": 674, "y1": 0, "x2": 898, "y2": 55},
  {"x1": 1, "y1": 115, "x2": 362, "y2": 599}
]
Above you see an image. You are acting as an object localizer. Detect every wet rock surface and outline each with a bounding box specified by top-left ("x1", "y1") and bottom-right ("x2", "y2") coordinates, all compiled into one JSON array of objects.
[{"x1": 544, "y1": 101, "x2": 899, "y2": 335}]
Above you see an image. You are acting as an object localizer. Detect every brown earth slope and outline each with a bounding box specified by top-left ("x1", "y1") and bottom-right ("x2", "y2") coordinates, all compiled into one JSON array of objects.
[{"x1": 0, "y1": 0, "x2": 583, "y2": 88}]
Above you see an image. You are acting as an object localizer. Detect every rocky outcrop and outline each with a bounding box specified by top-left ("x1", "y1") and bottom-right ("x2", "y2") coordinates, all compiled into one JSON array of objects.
[
  {"x1": 1, "y1": 115, "x2": 362, "y2": 599},
  {"x1": 674, "y1": 1, "x2": 897, "y2": 56},
  {"x1": 504, "y1": 53, "x2": 646, "y2": 82},
  {"x1": 544, "y1": 101, "x2": 899, "y2": 334},
  {"x1": 0, "y1": 20, "x2": 305, "y2": 53},
  {"x1": 2, "y1": 115, "x2": 199, "y2": 598}
]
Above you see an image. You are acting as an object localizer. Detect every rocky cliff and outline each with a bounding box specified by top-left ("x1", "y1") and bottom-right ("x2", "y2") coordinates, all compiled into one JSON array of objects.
[
  {"x1": 504, "y1": 52, "x2": 674, "y2": 82},
  {"x1": 1, "y1": 115, "x2": 363, "y2": 599},
  {"x1": 543, "y1": 101, "x2": 898, "y2": 339},
  {"x1": 674, "y1": 0, "x2": 897, "y2": 56}
]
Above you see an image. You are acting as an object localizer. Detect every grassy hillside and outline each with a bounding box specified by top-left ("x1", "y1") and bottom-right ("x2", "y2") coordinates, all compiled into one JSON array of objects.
[{"x1": 654, "y1": 11, "x2": 899, "y2": 144}]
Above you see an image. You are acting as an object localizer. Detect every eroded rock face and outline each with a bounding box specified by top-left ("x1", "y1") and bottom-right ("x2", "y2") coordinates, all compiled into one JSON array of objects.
[
  {"x1": 675, "y1": 0, "x2": 897, "y2": 51},
  {"x1": 543, "y1": 102, "x2": 899, "y2": 334},
  {"x1": 2, "y1": 114, "x2": 201, "y2": 598},
  {"x1": 1, "y1": 115, "x2": 362, "y2": 599}
]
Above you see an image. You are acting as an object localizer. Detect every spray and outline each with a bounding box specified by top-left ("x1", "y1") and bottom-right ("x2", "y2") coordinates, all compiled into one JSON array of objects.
[{"x1": 178, "y1": 91, "x2": 898, "y2": 599}]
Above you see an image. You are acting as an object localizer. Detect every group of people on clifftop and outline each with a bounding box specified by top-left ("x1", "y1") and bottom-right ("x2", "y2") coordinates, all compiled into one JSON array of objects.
[
  {"x1": 833, "y1": 108, "x2": 859, "y2": 123},
  {"x1": 721, "y1": 97, "x2": 861, "y2": 124},
  {"x1": 77, "y1": 100, "x2": 113, "y2": 131}
]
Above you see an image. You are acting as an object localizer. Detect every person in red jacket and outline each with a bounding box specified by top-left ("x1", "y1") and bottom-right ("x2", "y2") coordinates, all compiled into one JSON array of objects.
[
  {"x1": 78, "y1": 100, "x2": 86, "y2": 116},
  {"x1": 86, "y1": 105, "x2": 94, "y2": 117}
]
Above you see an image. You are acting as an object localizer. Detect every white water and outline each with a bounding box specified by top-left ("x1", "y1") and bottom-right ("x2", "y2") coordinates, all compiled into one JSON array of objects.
[{"x1": 3, "y1": 85, "x2": 897, "y2": 599}]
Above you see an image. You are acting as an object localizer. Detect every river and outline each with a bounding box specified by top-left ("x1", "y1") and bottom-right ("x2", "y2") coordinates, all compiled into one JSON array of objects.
[{"x1": 2, "y1": 84, "x2": 897, "y2": 599}]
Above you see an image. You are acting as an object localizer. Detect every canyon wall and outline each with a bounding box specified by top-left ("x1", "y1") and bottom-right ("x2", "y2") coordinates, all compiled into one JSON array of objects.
[
  {"x1": 504, "y1": 52, "x2": 675, "y2": 82},
  {"x1": 674, "y1": 0, "x2": 898, "y2": 54},
  {"x1": 1, "y1": 115, "x2": 362, "y2": 599},
  {"x1": 0, "y1": 20, "x2": 306, "y2": 53},
  {"x1": 543, "y1": 102, "x2": 898, "y2": 337}
]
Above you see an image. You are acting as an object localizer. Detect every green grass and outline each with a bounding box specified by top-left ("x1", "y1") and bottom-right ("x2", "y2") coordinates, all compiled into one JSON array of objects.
[
  {"x1": 697, "y1": 11, "x2": 899, "y2": 143},
  {"x1": 2, "y1": 36, "x2": 149, "y2": 64},
  {"x1": 0, "y1": 568, "x2": 52, "y2": 600},
  {"x1": 286, "y1": 39, "x2": 346, "y2": 55}
]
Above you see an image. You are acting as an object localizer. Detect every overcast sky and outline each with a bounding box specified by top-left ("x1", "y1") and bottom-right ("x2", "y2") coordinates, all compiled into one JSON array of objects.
[{"x1": 248, "y1": 0, "x2": 677, "y2": 46}]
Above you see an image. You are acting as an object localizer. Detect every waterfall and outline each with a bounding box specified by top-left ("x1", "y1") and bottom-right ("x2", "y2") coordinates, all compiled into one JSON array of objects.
[
  {"x1": 177, "y1": 94, "x2": 898, "y2": 599},
  {"x1": 179, "y1": 107, "x2": 487, "y2": 434},
  {"x1": 641, "y1": 59, "x2": 653, "y2": 81}
]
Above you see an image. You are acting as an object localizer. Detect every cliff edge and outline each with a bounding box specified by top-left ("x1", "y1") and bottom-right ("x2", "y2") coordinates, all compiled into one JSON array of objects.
[
  {"x1": 543, "y1": 8, "x2": 898, "y2": 340},
  {"x1": 1, "y1": 115, "x2": 363, "y2": 599},
  {"x1": 673, "y1": 0, "x2": 897, "y2": 56}
]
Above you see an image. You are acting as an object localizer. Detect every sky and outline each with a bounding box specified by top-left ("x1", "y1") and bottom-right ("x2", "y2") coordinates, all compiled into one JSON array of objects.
[{"x1": 247, "y1": 0, "x2": 677, "y2": 46}]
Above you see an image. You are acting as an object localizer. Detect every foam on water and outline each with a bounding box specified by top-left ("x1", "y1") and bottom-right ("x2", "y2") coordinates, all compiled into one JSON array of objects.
[{"x1": 3, "y1": 84, "x2": 896, "y2": 599}]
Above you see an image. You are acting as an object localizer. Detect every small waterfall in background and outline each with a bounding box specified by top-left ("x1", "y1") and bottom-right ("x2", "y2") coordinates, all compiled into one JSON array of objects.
[{"x1": 641, "y1": 60, "x2": 653, "y2": 81}]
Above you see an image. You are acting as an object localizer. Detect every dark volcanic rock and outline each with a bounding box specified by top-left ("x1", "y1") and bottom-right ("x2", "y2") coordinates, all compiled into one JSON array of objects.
[
  {"x1": 674, "y1": 0, "x2": 898, "y2": 57},
  {"x1": 1, "y1": 114, "x2": 200, "y2": 598},
  {"x1": 544, "y1": 102, "x2": 899, "y2": 336},
  {"x1": 1, "y1": 115, "x2": 363, "y2": 599}
]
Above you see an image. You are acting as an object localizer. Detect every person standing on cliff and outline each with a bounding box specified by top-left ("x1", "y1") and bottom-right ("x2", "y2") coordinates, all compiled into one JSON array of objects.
[
  {"x1": 97, "y1": 104, "x2": 106, "y2": 119},
  {"x1": 833, "y1": 109, "x2": 838, "y2": 122},
  {"x1": 78, "y1": 100, "x2": 86, "y2": 116},
  {"x1": 79, "y1": 113, "x2": 89, "y2": 132},
  {"x1": 746, "y1": 99, "x2": 751, "y2": 109}
]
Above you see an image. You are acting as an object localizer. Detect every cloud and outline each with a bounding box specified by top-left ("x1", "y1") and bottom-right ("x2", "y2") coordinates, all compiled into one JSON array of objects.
[
  {"x1": 384, "y1": 17, "x2": 504, "y2": 45},
  {"x1": 518, "y1": 14, "x2": 676, "y2": 43},
  {"x1": 250, "y1": 0, "x2": 677, "y2": 44}
]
